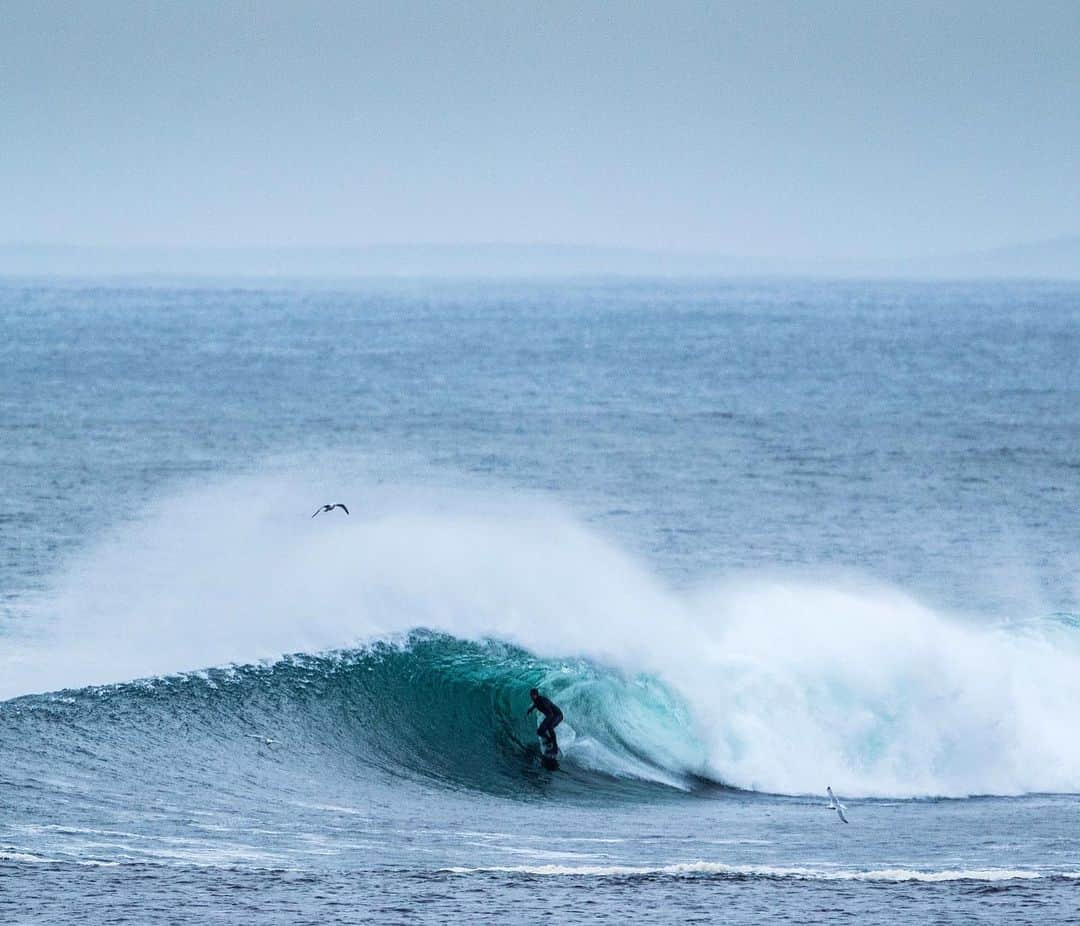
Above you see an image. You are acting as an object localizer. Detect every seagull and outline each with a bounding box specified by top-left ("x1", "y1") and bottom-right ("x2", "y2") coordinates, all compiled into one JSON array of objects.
[
  {"x1": 312, "y1": 503, "x2": 349, "y2": 518},
  {"x1": 827, "y1": 786, "x2": 850, "y2": 824}
]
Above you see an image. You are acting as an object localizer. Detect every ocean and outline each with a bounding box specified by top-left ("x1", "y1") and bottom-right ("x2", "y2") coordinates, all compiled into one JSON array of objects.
[{"x1": 1, "y1": 277, "x2": 1078, "y2": 923}]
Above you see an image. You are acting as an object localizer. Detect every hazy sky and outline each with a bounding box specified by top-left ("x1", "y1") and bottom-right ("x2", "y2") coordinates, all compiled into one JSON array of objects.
[{"x1": 2, "y1": 1, "x2": 1078, "y2": 258}]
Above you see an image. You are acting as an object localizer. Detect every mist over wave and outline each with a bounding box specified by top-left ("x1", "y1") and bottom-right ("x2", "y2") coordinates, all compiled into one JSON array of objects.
[{"x1": 7, "y1": 471, "x2": 1080, "y2": 798}]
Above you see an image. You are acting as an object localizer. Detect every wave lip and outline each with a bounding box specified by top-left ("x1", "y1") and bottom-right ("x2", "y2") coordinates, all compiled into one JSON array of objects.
[
  {"x1": 1, "y1": 632, "x2": 712, "y2": 801},
  {"x1": 11, "y1": 471, "x2": 1080, "y2": 798}
]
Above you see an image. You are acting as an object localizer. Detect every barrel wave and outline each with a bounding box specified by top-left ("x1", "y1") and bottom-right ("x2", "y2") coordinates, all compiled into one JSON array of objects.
[
  {"x1": 1, "y1": 633, "x2": 708, "y2": 803},
  {"x1": 5, "y1": 471, "x2": 1080, "y2": 800}
]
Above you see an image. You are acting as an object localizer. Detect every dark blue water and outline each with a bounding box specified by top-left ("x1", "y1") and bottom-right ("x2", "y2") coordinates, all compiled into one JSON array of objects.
[{"x1": 2, "y1": 278, "x2": 1079, "y2": 922}]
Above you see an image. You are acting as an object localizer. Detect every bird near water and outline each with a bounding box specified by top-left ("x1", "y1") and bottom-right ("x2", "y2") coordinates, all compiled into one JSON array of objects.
[
  {"x1": 827, "y1": 786, "x2": 850, "y2": 824},
  {"x1": 312, "y1": 503, "x2": 349, "y2": 518}
]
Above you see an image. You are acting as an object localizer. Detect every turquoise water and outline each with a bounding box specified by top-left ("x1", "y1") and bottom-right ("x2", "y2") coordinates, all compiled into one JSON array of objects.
[{"x1": 2, "y1": 278, "x2": 1079, "y2": 922}]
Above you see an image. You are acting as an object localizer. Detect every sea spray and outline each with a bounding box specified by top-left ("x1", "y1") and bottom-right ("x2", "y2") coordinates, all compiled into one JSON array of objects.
[{"x1": 8, "y1": 471, "x2": 1080, "y2": 798}]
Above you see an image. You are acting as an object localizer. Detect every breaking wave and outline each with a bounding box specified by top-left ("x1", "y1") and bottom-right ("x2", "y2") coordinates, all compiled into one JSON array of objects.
[{"x1": 4, "y1": 472, "x2": 1080, "y2": 799}]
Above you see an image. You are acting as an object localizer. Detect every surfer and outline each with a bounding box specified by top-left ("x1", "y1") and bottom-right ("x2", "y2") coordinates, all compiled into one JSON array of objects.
[{"x1": 526, "y1": 688, "x2": 563, "y2": 754}]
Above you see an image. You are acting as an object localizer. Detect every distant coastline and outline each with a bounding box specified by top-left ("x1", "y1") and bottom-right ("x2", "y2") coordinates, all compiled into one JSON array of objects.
[{"x1": 1, "y1": 237, "x2": 1078, "y2": 280}]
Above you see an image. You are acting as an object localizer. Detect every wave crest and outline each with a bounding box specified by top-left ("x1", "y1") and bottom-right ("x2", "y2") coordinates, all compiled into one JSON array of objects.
[{"x1": 7, "y1": 472, "x2": 1080, "y2": 798}]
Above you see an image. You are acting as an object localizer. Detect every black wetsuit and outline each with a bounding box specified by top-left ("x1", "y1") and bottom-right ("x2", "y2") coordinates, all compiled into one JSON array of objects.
[{"x1": 528, "y1": 694, "x2": 564, "y2": 750}]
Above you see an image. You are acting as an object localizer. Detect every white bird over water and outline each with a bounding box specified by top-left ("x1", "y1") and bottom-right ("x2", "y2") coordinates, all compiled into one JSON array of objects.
[
  {"x1": 827, "y1": 786, "x2": 850, "y2": 824},
  {"x1": 312, "y1": 503, "x2": 349, "y2": 518}
]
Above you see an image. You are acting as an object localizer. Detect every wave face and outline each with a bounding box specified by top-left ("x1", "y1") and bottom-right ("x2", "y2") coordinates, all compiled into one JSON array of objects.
[
  {"x1": 6, "y1": 473, "x2": 1080, "y2": 799},
  {"x1": 2, "y1": 633, "x2": 707, "y2": 801}
]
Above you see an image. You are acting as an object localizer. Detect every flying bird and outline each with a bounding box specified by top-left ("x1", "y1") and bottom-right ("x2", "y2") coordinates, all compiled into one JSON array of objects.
[
  {"x1": 312, "y1": 503, "x2": 349, "y2": 518},
  {"x1": 827, "y1": 786, "x2": 849, "y2": 824}
]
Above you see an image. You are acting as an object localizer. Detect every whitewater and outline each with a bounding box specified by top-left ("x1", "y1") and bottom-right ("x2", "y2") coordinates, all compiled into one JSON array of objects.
[
  {"x1": 8, "y1": 472, "x2": 1080, "y2": 799},
  {"x1": 2, "y1": 277, "x2": 1079, "y2": 923}
]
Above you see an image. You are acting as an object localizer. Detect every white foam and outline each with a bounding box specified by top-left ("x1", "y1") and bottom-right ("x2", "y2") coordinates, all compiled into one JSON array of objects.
[
  {"x1": 7, "y1": 470, "x2": 1080, "y2": 798},
  {"x1": 0, "y1": 851, "x2": 119, "y2": 867},
  {"x1": 440, "y1": 862, "x2": 1065, "y2": 882}
]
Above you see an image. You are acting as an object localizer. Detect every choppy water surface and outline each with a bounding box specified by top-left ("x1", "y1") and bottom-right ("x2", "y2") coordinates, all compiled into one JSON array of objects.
[{"x1": 1, "y1": 278, "x2": 1078, "y2": 923}]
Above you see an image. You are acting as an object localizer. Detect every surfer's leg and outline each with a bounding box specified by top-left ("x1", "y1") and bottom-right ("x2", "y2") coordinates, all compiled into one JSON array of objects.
[
  {"x1": 540, "y1": 715, "x2": 560, "y2": 752},
  {"x1": 537, "y1": 717, "x2": 558, "y2": 752},
  {"x1": 550, "y1": 715, "x2": 563, "y2": 752}
]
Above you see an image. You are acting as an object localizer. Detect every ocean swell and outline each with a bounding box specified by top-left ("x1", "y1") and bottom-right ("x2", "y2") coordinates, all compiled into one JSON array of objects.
[{"x1": 5, "y1": 473, "x2": 1080, "y2": 799}]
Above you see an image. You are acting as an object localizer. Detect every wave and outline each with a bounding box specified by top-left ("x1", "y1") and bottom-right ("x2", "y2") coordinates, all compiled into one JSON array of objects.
[
  {"x1": 8, "y1": 845, "x2": 1074, "y2": 882},
  {"x1": 5, "y1": 471, "x2": 1080, "y2": 798},
  {"x1": 2, "y1": 634, "x2": 708, "y2": 798},
  {"x1": 441, "y1": 862, "x2": 1080, "y2": 882},
  {"x1": 0, "y1": 852, "x2": 121, "y2": 867}
]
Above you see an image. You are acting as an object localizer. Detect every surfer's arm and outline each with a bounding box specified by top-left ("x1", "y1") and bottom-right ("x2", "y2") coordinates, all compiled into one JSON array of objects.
[{"x1": 525, "y1": 705, "x2": 535, "y2": 716}]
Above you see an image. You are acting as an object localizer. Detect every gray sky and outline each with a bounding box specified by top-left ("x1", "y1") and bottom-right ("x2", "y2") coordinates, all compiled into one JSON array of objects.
[{"x1": 2, "y1": 1, "x2": 1078, "y2": 259}]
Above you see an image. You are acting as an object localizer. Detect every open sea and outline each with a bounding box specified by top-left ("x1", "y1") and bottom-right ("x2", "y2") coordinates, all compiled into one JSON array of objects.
[{"x1": 1, "y1": 277, "x2": 1078, "y2": 923}]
